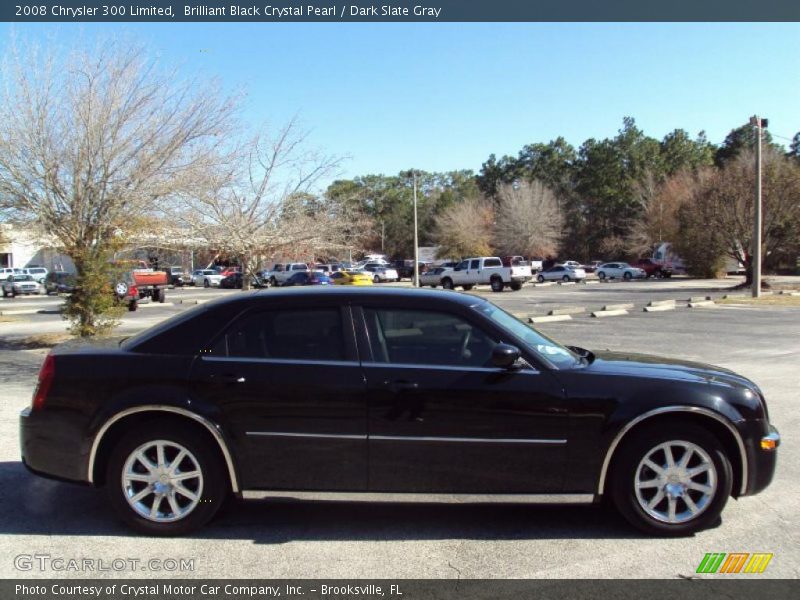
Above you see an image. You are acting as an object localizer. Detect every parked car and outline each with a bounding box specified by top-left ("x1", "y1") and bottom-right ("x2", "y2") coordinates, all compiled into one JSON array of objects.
[
  {"x1": 20, "y1": 287, "x2": 779, "y2": 536},
  {"x1": 163, "y1": 266, "x2": 190, "y2": 287},
  {"x1": 112, "y1": 267, "x2": 169, "y2": 311},
  {"x1": 329, "y1": 270, "x2": 373, "y2": 286},
  {"x1": 220, "y1": 273, "x2": 266, "y2": 289},
  {"x1": 362, "y1": 263, "x2": 399, "y2": 283},
  {"x1": 44, "y1": 272, "x2": 77, "y2": 295},
  {"x1": 419, "y1": 267, "x2": 450, "y2": 287},
  {"x1": 528, "y1": 257, "x2": 544, "y2": 273},
  {"x1": 438, "y1": 257, "x2": 533, "y2": 292},
  {"x1": 536, "y1": 265, "x2": 587, "y2": 282},
  {"x1": 267, "y1": 263, "x2": 309, "y2": 286},
  {"x1": 596, "y1": 262, "x2": 647, "y2": 281},
  {"x1": 2, "y1": 274, "x2": 43, "y2": 296},
  {"x1": 282, "y1": 271, "x2": 332, "y2": 286},
  {"x1": 191, "y1": 269, "x2": 224, "y2": 288},
  {"x1": 0, "y1": 267, "x2": 24, "y2": 281},
  {"x1": 632, "y1": 258, "x2": 673, "y2": 278},
  {"x1": 393, "y1": 260, "x2": 429, "y2": 280},
  {"x1": 560, "y1": 260, "x2": 584, "y2": 270},
  {"x1": 583, "y1": 260, "x2": 603, "y2": 274},
  {"x1": 314, "y1": 264, "x2": 342, "y2": 275},
  {"x1": 23, "y1": 267, "x2": 49, "y2": 283}
]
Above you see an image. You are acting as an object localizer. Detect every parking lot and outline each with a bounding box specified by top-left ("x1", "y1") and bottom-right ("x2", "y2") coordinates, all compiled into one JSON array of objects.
[{"x1": 0, "y1": 277, "x2": 798, "y2": 579}]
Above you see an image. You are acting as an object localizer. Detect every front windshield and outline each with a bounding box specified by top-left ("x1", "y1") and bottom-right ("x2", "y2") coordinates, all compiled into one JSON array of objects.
[{"x1": 473, "y1": 302, "x2": 579, "y2": 369}]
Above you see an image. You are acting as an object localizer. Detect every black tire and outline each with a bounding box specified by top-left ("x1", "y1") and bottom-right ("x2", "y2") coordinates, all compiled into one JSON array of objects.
[
  {"x1": 610, "y1": 422, "x2": 732, "y2": 537},
  {"x1": 537, "y1": 275, "x2": 545, "y2": 283},
  {"x1": 598, "y1": 272, "x2": 606, "y2": 280},
  {"x1": 562, "y1": 275, "x2": 571, "y2": 282},
  {"x1": 105, "y1": 423, "x2": 227, "y2": 536},
  {"x1": 441, "y1": 278, "x2": 454, "y2": 290},
  {"x1": 152, "y1": 289, "x2": 161, "y2": 303},
  {"x1": 373, "y1": 275, "x2": 380, "y2": 284},
  {"x1": 462, "y1": 284, "x2": 474, "y2": 291},
  {"x1": 623, "y1": 272, "x2": 633, "y2": 281},
  {"x1": 663, "y1": 272, "x2": 672, "y2": 279},
  {"x1": 203, "y1": 279, "x2": 210, "y2": 288},
  {"x1": 269, "y1": 277, "x2": 277, "y2": 287},
  {"x1": 158, "y1": 289, "x2": 166, "y2": 303},
  {"x1": 509, "y1": 282, "x2": 522, "y2": 291},
  {"x1": 2, "y1": 289, "x2": 8, "y2": 298},
  {"x1": 490, "y1": 276, "x2": 504, "y2": 293},
  {"x1": 128, "y1": 300, "x2": 138, "y2": 312}
]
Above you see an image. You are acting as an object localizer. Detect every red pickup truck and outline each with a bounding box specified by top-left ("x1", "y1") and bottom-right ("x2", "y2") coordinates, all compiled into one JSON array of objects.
[
  {"x1": 632, "y1": 258, "x2": 673, "y2": 278},
  {"x1": 112, "y1": 261, "x2": 169, "y2": 311}
]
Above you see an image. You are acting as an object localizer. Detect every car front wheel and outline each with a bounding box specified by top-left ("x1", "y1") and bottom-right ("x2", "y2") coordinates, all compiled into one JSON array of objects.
[
  {"x1": 537, "y1": 274, "x2": 545, "y2": 283},
  {"x1": 106, "y1": 424, "x2": 227, "y2": 536},
  {"x1": 598, "y1": 272, "x2": 606, "y2": 280},
  {"x1": 490, "y1": 276, "x2": 504, "y2": 292},
  {"x1": 441, "y1": 278, "x2": 454, "y2": 290},
  {"x1": 623, "y1": 272, "x2": 633, "y2": 281},
  {"x1": 610, "y1": 423, "x2": 732, "y2": 536}
]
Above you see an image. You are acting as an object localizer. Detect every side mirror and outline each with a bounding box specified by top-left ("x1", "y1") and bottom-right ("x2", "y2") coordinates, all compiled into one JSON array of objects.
[{"x1": 491, "y1": 343, "x2": 522, "y2": 370}]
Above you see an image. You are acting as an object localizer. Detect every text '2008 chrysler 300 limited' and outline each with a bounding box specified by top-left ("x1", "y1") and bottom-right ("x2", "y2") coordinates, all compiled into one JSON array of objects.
[{"x1": 20, "y1": 287, "x2": 779, "y2": 536}]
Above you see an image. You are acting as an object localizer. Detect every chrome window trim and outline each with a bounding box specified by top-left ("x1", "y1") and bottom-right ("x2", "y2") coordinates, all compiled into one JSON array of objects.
[
  {"x1": 87, "y1": 405, "x2": 240, "y2": 493},
  {"x1": 241, "y1": 491, "x2": 594, "y2": 504},
  {"x1": 597, "y1": 406, "x2": 748, "y2": 496},
  {"x1": 202, "y1": 356, "x2": 359, "y2": 367}
]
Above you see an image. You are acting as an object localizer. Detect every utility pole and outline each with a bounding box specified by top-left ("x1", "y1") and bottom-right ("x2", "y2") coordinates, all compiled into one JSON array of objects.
[
  {"x1": 749, "y1": 116, "x2": 767, "y2": 298},
  {"x1": 412, "y1": 171, "x2": 420, "y2": 287},
  {"x1": 381, "y1": 221, "x2": 385, "y2": 253}
]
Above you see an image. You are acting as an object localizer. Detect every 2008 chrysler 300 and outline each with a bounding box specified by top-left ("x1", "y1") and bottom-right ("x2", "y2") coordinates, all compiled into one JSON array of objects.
[{"x1": 20, "y1": 287, "x2": 779, "y2": 536}]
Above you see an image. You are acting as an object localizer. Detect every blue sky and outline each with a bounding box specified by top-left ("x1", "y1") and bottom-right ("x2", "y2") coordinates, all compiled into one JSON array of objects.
[{"x1": 2, "y1": 22, "x2": 798, "y2": 183}]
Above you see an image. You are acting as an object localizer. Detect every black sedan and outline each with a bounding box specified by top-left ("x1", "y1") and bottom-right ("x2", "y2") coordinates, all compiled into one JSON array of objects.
[
  {"x1": 20, "y1": 288, "x2": 779, "y2": 536},
  {"x1": 282, "y1": 271, "x2": 332, "y2": 286},
  {"x1": 219, "y1": 272, "x2": 266, "y2": 289}
]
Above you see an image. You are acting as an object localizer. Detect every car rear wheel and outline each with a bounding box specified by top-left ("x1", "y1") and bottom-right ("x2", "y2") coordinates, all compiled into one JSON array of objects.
[
  {"x1": 562, "y1": 275, "x2": 570, "y2": 282},
  {"x1": 509, "y1": 282, "x2": 522, "y2": 291},
  {"x1": 537, "y1": 274, "x2": 545, "y2": 283},
  {"x1": 441, "y1": 278, "x2": 454, "y2": 290},
  {"x1": 610, "y1": 423, "x2": 732, "y2": 536},
  {"x1": 490, "y1": 276, "x2": 504, "y2": 292},
  {"x1": 203, "y1": 279, "x2": 210, "y2": 288},
  {"x1": 598, "y1": 272, "x2": 606, "y2": 280},
  {"x1": 128, "y1": 300, "x2": 138, "y2": 312},
  {"x1": 373, "y1": 275, "x2": 381, "y2": 284},
  {"x1": 106, "y1": 424, "x2": 227, "y2": 536}
]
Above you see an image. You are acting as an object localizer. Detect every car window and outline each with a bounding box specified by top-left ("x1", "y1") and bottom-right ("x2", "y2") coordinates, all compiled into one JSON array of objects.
[
  {"x1": 456, "y1": 260, "x2": 469, "y2": 270},
  {"x1": 470, "y1": 259, "x2": 480, "y2": 269},
  {"x1": 483, "y1": 258, "x2": 502, "y2": 268},
  {"x1": 365, "y1": 308, "x2": 496, "y2": 367},
  {"x1": 212, "y1": 309, "x2": 345, "y2": 361}
]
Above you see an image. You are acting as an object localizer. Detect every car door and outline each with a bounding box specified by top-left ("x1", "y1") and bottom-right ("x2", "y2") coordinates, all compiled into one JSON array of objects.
[
  {"x1": 188, "y1": 304, "x2": 368, "y2": 491},
  {"x1": 357, "y1": 305, "x2": 568, "y2": 493}
]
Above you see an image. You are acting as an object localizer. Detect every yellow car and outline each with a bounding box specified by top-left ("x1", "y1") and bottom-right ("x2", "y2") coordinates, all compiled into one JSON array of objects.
[{"x1": 330, "y1": 270, "x2": 373, "y2": 286}]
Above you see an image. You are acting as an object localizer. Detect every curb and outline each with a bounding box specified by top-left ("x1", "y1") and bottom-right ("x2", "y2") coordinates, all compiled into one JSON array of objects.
[
  {"x1": 602, "y1": 303, "x2": 634, "y2": 311},
  {"x1": 591, "y1": 309, "x2": 629, "y2": 318},
  {"x1": 643, "y1": 304, "x2": 675, "y2": 313},
  {"x1": 548, "y1": 307, "x2": 585, "y2": 316},
  {"x1": 582, "y1": 280, "x2": 600, "y2": 285},
  {"x1": 688, "y1": 295, "x2": 712, "y2": 302},
  {"x1": 530, "y1": 315, "x2": 572, "y2": 324},
  {"x1": 688, "y1": 300, "x2": 716, "y2": 308},
  {"x1": 647, "y1": 299, "x2": 677, "y2": 307},
  {"x1": 557, "y1": 281, "x2": 576, "y2": 286}
]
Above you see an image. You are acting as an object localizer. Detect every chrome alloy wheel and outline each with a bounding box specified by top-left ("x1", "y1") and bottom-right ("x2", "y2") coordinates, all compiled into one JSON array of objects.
[
  {"x1": 634, "y1": 440, "x2": 717, "y2": 524},
  {"x1": 121, "y1": 440, "x2": 204, "y2": 523}
]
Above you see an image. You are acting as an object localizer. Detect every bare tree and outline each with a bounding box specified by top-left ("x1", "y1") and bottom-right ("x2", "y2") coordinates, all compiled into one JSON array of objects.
[
  {"x1": 0, "y1": 38, "x2": 235, "y2": 335},
  {"x1": 493, "y1": 180, "x2": 563, "y2": 257},
  {"x1": 176, "y1": 120, "x2": 349, "y2": 289},
  {"x1": 676, "y1": 148, "x2": 800, "y2": 282},
  {"x1": 433, "y1": 196, "x2": 494, "y2": 259}
]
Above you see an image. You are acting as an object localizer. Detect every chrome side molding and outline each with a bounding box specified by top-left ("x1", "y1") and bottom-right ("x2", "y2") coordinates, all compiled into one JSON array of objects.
[
  {"x1": 241, "y1": 491, "x2": 595, "y2": 504},
  {"x1": 597, "y1": 406, "x2": 748, "y2": 496},
  {"x1": 87, "y1": 405, "x2": 240, "y2": 493}
]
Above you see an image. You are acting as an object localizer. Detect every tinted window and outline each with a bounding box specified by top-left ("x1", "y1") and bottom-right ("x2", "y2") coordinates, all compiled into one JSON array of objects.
[
  {"x1": 470, "y1": 259, "x2": 480, "y2": 269},
  {"x1": 483, "y1": 258, "x2": 502, "y2": 267},
  {"x1": 213, "y1": 309, "x2": 345, "y2": 361},
  {"x1": 456, "y1": 260, "x2": 469, "y2": 270},
  {"x1": 365, "y1": 308, "x2": 495, "y2": 367}
]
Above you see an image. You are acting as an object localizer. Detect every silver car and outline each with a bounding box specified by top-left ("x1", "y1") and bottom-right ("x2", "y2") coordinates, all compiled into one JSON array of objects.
[
  {"x1": 596, "y1": 262, "x2": 647, "y2": 281},
  {"x1": 536, "y1": 265, "x2": 587, "y2": 282},
  {"x1": 362, "y1": 262, "x2": 399, "y2": 283},
  {"x1": 2, "y1": 274, "x2": 43, "y2": 296}
]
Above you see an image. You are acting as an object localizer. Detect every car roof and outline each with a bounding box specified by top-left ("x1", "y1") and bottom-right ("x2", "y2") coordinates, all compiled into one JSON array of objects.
[{"x1": 249, "y1": 286, "x2": 487, "y2": 307}]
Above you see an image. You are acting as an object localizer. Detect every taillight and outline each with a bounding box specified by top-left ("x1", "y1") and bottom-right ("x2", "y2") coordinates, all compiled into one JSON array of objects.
[
  {"x1": 32, "y1": 354, "x2": 55, "y2": 411},
  {"x1": 129, "y1": 285, "x2": 138, "y2": 298}
]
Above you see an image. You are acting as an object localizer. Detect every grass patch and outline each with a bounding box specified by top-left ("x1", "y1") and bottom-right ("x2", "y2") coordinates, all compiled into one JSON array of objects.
[
  {"x1": 717, "y1": 295, "x2": 800, "y2": 307},
  {"x1": 0, "y1": 333, "x2": 73, "y2": 350}
]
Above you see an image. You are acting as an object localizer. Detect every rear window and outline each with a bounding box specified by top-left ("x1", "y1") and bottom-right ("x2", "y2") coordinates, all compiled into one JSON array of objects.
[{"x1": 483, "y1": 258, "x2": 502, "y2": 268}]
